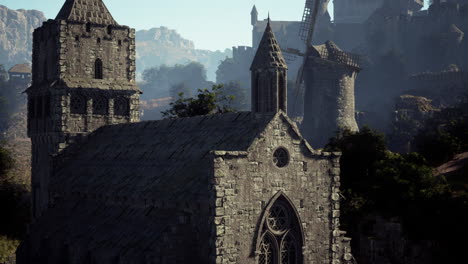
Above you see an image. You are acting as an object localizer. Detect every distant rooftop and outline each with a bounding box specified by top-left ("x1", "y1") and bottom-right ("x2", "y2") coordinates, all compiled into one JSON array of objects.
[{"x1": 8, "y1": 64, "x2": 31, "y2": 74}]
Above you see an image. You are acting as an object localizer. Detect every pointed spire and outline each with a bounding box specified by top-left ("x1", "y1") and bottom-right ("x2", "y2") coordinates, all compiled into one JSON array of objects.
[
  {"x1": 251, "y1": 5, "x2": 259, "y2": 26},
  {"x1": 251, "y1": 5, "x2": 258, "y2": 15},
  {"x1": 56, "y1": 0, "x2": 117, "y2": 25},
  {"x1": 250, "y1": 18, "x2": 287, "y2": 70}
]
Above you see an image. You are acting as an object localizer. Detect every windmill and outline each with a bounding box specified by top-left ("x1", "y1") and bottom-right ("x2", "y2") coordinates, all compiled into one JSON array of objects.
[{"x1": 281, "y1": 0, "x2": 323, "y2": 116}]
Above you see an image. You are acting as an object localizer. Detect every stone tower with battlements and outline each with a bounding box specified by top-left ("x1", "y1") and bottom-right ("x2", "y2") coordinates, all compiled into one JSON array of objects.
[
  {"x1": 302, "y1": 41, "x2": 360, "y2": 148},
  {"x1": 250, "y1": 19, "x2": 288, "y2": 114},
  {"x1": 26, "y1": 0, "x2": 140, "y2": 218}
]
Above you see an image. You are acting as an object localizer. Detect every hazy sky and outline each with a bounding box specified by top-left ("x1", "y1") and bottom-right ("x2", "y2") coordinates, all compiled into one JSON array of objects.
[{"x1": 1, "y1": 0, "x2": 430, "y2": 51}]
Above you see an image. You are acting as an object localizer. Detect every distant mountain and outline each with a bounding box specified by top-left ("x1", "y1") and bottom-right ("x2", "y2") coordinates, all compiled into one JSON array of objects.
[
  {"x1": 136, "y1": 27, "x2": 232, "y2": 81},
  {"x1": 0, "y1": 5, "x2": 45, "y2": 68}
]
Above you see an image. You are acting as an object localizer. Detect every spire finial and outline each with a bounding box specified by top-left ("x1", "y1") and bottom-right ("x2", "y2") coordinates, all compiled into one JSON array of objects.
[{"x1": 268, "y1": 12, "x2": 270, "y2": 24}]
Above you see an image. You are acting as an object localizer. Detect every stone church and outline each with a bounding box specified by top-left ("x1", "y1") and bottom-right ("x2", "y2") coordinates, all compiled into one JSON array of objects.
[{"x1": 17, "y1": 0, "x2": 354, "y2": 263}]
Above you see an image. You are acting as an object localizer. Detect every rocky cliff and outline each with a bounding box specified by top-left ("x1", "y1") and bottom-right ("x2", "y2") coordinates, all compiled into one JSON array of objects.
[
  {"x1": 136, "y1": 27, "x2": 231, "y2": 81},
  {"x1": 0, "y1": 5, "x2": 45, "y2": 68}
]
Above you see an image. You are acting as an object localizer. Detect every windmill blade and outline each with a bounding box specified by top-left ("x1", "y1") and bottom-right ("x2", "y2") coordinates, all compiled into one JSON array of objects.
[
  {"x1": 291, "y1": 0, "x2": 322, "y2": 116},
  {"x1": 299, "y1": 0, "x2": 322, "y2": 48}
]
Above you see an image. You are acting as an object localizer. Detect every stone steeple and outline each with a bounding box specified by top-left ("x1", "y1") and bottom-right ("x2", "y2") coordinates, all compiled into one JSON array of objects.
[
  {"x1": 251, "y1": 5, "x2": 258, "y2": 26},
  {"x1": 250, "y1": 18, "x2": 288, "y2": 114},
  {"x1": 56, "y1": 0, "x2": 117, "y2": 25}
]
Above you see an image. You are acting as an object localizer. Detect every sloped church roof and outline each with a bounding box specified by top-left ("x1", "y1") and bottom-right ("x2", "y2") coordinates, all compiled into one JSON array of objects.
[{"x1": 56, "y1": 0, "x2": 117, "y2": 25}]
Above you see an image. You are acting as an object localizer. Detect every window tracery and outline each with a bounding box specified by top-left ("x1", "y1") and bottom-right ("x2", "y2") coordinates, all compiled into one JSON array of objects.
[{"x1": 258, "y1": 198, "x2": 302, "y2": 264}]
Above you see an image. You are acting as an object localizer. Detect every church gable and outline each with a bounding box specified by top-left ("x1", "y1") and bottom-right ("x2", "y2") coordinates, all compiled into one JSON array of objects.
[{"x1": 210, "y1": 112, "x2": 343, "y2": 264}]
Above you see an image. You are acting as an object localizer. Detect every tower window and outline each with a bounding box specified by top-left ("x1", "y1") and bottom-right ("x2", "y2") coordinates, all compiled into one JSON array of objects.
[
  {"x1": 94, "y1": 59, "x2": 103, "y2": 79},
  {"x1": 45, "y1": 95, "x2": 51, "y2": 117},
  {"x1": 107, "y1": 25, "x2": 112, "y2": 35},
  {"x1": 86, "y1": 23, "x2": 91, "y2": 32},
  {"x1": 279, "y1": 74, "x2": 286, "y2": 112},
  {"x1": 114, "y1": 97, "x2": 130, "y2": 116},
  {"x1": 97, "y1": 38, "x2": 101, "y2": 44},
  {"x1": 75, "y1": 35, "x2": 79, "y2": 41},
  {"x1": 36, "y1": 96, "x2": 44, "y2": 119},
  {"x1": 70, "y1": 94, "x2": 87, "y2": 115},
  {"x1": 93, "y1": 95, "x2": 108, "y2": 115},
  {"x1": 118, "y1": 40, "x2": 122, "y2": 46}
]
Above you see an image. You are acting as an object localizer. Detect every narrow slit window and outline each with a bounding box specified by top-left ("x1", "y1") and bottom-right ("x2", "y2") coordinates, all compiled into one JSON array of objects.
[{"x1": 95, "y1": 59, "x2": 103, "y2": 79}]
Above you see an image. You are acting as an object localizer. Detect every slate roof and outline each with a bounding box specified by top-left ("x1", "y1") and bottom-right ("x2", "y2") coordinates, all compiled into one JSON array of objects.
[
  {"x1": 56, "y1": 0, "x2": 117, "y2": 25},
  {"x1": 310, "y1": 40, "x2": 361, "y2": 69},
  {"x1": 8, "y1": 64, "x2": 31, "y2": 74},
  {"x1": 29, "y1": 199, "x2": 175, "y2": 260},
  {"x1": 251, "y1": 19, "x2": 287, "y2": 70},
  {"x1": 51, "y1": 112, "x2": 274, "y2": 201}
]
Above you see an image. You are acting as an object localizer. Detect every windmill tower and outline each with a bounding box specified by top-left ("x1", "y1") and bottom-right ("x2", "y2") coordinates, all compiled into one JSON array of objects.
[{"x1": 283, "y1": 0, "x2": 361, "y2": 148}]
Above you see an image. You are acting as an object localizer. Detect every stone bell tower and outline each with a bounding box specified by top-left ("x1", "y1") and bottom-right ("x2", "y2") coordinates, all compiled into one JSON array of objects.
[
  {"x1": 26, "y1": 0, "x2": 140, "y2": 218},
  {"x1": 250, "y1": 18, "x2": 288, "y2": 114}
]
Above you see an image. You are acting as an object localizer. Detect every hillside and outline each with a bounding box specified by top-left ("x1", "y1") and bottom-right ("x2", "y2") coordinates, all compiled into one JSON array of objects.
[
  {"x1": 136, "y1": 27, "x2": 231, "y2": 81},
  {"x1": 0, "y1": 5, "x2": 45, "y2": 68}
]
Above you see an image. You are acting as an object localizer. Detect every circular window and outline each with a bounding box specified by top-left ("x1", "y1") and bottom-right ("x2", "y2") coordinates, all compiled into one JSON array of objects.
[
  {"x1": 266, "y1": 203, "x2": 290, "y2": 235},
  {"x1": 273, "y1": 147, "x2": 289, "y2": 168}
]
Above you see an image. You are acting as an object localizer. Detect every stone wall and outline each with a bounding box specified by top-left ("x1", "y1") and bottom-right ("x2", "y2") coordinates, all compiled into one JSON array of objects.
[
  {"x1": 302, "y1": 59, "x2": 359, "y2": 148},
  {"x1": 211, "y1": 114, "x2": 352, "y2": 264}
]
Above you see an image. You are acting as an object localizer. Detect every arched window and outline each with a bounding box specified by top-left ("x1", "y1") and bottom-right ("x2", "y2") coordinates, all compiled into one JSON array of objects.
[
  {"x1": 259, "y1": 232, "x2": 278, "y2": 264},
  {"x1": 70, "y1": 93, "x2": 87, "y2": 115},
  {"x1": 114, "y1": 96, "x2": 130, "y2": 116},
  {"x1": 279, "y1": 74, "x2": 286, "y2": 112},
  {"x1": 95, "y1": 59, "x2": 103, "y2": 79},
  {"x1": 97, "y1": 38, "x2": 101, "y2": 44},
  {"x1": 107, "y1": 25, "x2": 112, "y2": 35},
  {"x1": 257, "y1": 195, "x2": 303, "y2": 264},
  {"x1": 86, "y1": 23, "x2": 91, "y2": 33},
  {"x1": 93, "y1": 95, "x2": 108, "y2": 115}
]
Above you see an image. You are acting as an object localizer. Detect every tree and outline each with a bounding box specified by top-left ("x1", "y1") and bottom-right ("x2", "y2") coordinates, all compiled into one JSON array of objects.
[
  {"x1": 413, "y1": 96, "x2": 468, "y2": 166},
  {"x1": 162, "y1": 84, "x2": 235, "y2": 118}
]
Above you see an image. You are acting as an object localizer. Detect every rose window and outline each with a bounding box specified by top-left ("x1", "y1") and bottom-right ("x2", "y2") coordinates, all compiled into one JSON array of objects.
[{"x1": 273, "y1": 148, "x2": 289, "y2": 168}]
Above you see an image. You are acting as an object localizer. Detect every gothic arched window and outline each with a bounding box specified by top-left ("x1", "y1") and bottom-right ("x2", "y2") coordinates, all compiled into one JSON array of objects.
[
  {"x1": 93, "y1": 95, "x2": 108, "y2": 115},
  {"x1": 95, "y1": 59, "x2": 103, "y2": 79},
  {"x1": 279, "y1": 74, "x2": 286, "y2": 112},
  {"x1": 114, "y1": 96, "x2": 130, "y2": 116},
  {"x1": 258, "y1": 197, "x2": 303, "y2": 264},
  {"x1": 259, "y1": 232, "x2": 278, "y2": 264},
  {"x1": 70, "y1": 93, "x2": 87, "y2": 115}
]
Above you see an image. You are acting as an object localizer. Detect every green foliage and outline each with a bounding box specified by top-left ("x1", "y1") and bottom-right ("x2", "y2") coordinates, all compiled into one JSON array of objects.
[
  {"x1": 0, "y1": 143, "x2": 30, "y2": 240},
  {"x1": 162, "y1": 84, "x2": 235, "y2": 118},
  {"x1": 0, "y1": 236, "x2": 20, "y2": 263},
  {"x1": 324, "y1": 128, "x2": 451, "y2": 221},
  {"x1": 0, "y1": 144, "x2": 14, "y2": 184},
  {"x1": 414, "y1": 97, "x2": 468, "y2": 166}
]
